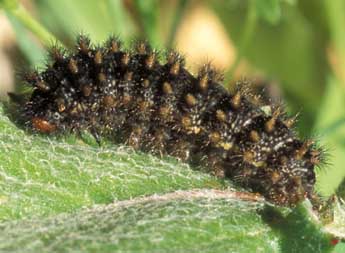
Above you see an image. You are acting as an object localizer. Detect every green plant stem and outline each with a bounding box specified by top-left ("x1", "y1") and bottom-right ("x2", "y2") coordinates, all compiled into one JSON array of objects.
[
  {"x1": 324, "y1": 0, "x2": 345, "y2": 87},
  {"x1": 6, "y1": 14, "x2": 46, "y2": 66},
  {"x1": 226, "y1": 0, "x2": 257, "y2": 80},
  {"x1": 105, "y1": 0, "x2": 131, "y2": 41},
  {"x1": 166, "y1": 0, "x2": 188, "y2": 49},
  {"x1": 99, "y1": 0, "x2": 114, "y2": 32},
  {"x1": 132, "y1": 0, "x2": 160, "y2": 46},
  {"x1": 4, "y1": 2, "x2": 62, "y2": 48}
]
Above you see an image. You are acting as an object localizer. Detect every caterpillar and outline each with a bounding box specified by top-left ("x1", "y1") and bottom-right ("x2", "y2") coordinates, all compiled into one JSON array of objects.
[{"x1": 16, "y1": 35, "x2": 323, "y2": 207}]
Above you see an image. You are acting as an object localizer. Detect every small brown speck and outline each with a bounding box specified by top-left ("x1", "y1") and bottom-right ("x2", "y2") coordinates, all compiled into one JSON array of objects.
[
  {"x1": 32, "y1": 117, "x2": 56, "y2": 133},
  {"x1": 121, "y1": 53, "x2": 130, "y2": 66},
  {"x1": 209, "y1": 132, "x2": 221, "y2": 144},
  {"x1": 250, "y1": 130, "x2": 260, "y2": 142},
  {"x1": 103, "y1": 95, "x2": 116, "y2": 108},
  {"x1": 216, "y1": 110, "x2": 226, "y2": 122},
  {"x1": 185, "y1": 94, "x2": 197, "y2": 107},
  {"x1": 310, "y1": 150, "x2": 321, "y2": 165},
  {"x1": 36, "y1": 81, "x2": 50, "y2": 92},
  {"x1": 283, "y1": 115, "x2": 297, "y2": 128},
  {"x1": 68, "y1": 59, "x2": 78, "y2": 74},
  {"x1": 56, "y1": 98, "x2": 66, "y2": 112},
  {"x1": 124, "y1": 71, "x2": 133, "y2": 81},
  {"x1": 78, "y1": 39, "x2": 89, "y2": 54},
  {"x1": 110, "y1": 40, "x2": 119, "y2": 52},
  {"x1": 128, "y1": 127, "x2": 143, "y2": 149},
  {"x1": 145, "y1": 53, "x2": 155, "y2": 69},
  {"x1": 82, "y1": 85, "x2": 92, "y2": 97},
  {"x1": 243, "y1": 151, "x2": 254, "y2": 163},
  {"x1": 143, "y1": 79, "x2": 150, "y2": 88},
  {"x1": 137, "y1": 42, "x2": 147, "y2": 54},
  {"x1": 94, "y1": 50, "x2": 103, "y2": 65},
  {"x1": 162, "y1": 82, "x2": 173, "y2": 94},
  {"x1": 231, "y1": 92, "x2": 241, "y2": 109},
  {"x1": 98, "y1": 73, "x2": 106, "y2": 82},
  {"x1": 159, "y1": 106, "x2": 171, "y2": 118},
  {"x1": 219, "y1": 142, "x2": 233, "y2": 150},
  {"x1": 181, "y1": 116, "x2": 191, "y2": 128},
  {"x1": 170, "y1": 62, "x2": 180, "y2": 75},
  {"x1": 271, "y1": 171, "x2": 281, "y2": 184},
  {"x1": 199, "y1": 75, "x2": 208, "y2": 91},
  {"x1": 167, "y1": 52, "x2": 177, "y2": 65},
  {"x1": 295, "y1": 140, "x2": 313, "y2": 160},
  {"x1": 139, "y1": 101, "x2": 150, "y2": 111},
  {"x1": 265, "y1": 109, "x2": 280, "y2": 133}
]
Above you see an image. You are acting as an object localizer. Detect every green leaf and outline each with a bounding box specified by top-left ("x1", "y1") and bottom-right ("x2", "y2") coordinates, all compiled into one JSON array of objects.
[
  {"x1": 132, "y1": 0, "x2": 161, "y2": 46},
  {"x1": 0, "y1": 197, "x2": 277, "y2": 252},
  {"x1": 0, "y1": 194, "x2": 337, "y2": 253},
  {"x1": 6, "y1": 14, "x2": 46, "y2": 67},
  {"x1": 261, "y1": 204, "x2": 335, "y2": 253},
  {"x1": 0, "y1": 104, "x2": 226, "y2": 221},
  {"x1": 314, "y1": 76, "x2": 345, "y2": 197},
  {"x1": 0, "y1": 102, "x2": 339, "y2": 252},
  {"x1": 334, "y1": 243, "x2": 345, "y2": 253},
  {"x1": 255, "y1": 0, "x2": 281, "y2": 25}
]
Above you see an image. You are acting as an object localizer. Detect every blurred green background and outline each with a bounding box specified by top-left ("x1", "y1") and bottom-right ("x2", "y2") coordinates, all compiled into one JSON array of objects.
[{"x1": 0, "y1": 0, "x2": 345, "y2": 197}]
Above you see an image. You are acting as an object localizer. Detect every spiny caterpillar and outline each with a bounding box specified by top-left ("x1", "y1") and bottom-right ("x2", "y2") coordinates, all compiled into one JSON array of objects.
[{"x1": 18, "y1": 35, "x2": 323, "y2": 206}]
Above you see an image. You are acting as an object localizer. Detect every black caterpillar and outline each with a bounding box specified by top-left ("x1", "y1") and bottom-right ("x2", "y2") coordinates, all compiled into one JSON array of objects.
[{"x1": 17, "y1": 35, "x2": 322, "y2": 206}]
